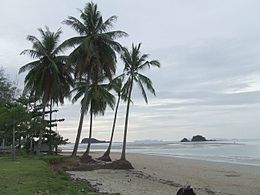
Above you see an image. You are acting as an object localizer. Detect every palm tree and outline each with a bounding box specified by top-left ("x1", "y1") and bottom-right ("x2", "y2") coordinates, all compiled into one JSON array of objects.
[
  {"x1": 119, "y1": 43, "x2": 160, "y2": 164},
  {"x1": 72, "y1": 77, "x2": 115, "y2": 162},
  {"x1": 98, "y1": 77, "x2": 125, "y2": 161},
  {"x1": 19, "y1": 27, "x2": 73, "y2": 154},
  {"x1": 62, "y1": 2, "x2": 127, "y2": 157}
]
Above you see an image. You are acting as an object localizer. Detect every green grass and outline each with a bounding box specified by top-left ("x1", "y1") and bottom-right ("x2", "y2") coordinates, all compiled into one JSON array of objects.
[{"x1": 0, "y1": 155, "x2": 99, "y2": 195}]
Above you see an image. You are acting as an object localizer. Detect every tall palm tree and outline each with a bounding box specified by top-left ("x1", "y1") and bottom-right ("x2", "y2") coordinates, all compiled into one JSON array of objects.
[
  {"x1": 62, "y1": 2, "x2": 127, "y2": 157},
  {"x1": 119, "y1": 43, "x2": 160, "y2": 162},
  {"x1": 98, "y1": 77, "x2": 125, "y2": 161},
  {"x1": 19, "y1": 27, "x2": 73, "y2": 154},
  {"x1": 72, "y1": 77, "x2": 115, "y2": 161}
]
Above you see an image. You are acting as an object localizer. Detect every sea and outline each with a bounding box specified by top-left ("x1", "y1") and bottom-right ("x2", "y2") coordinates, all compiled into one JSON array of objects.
[{"x1": 60, "y1": 139, "x2": 260, "y2": 166}]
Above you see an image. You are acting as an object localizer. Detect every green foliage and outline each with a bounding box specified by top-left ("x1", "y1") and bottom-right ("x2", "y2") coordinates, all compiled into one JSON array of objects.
[
  {"x1": 0, "y1": 95, "x2": 68, "y2": 154},
  {"x1": 0, "y1": 102, "x2": 31, "y2": 147},
  {"x1": 0, "y1": 67, "x2": 17, "y2": 105},
  {"x1": 43, "y1": 129, "x2": 68, "y2": 154},
  {"x1": 0, "y1": 103, "x2": 29, "y2": 126}
]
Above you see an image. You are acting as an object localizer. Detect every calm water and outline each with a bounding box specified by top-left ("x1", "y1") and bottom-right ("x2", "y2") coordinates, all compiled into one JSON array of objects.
[{"x1": 60, "y1": 139, "x2": 260, "y2": 166}]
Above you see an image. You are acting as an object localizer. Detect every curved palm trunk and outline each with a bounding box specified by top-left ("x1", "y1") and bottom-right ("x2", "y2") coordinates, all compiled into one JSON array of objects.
[
  {"x1": 84, "y1": 106, "x2": 93, "y2": 157},
  {"x1": 49, "y1": 101, "x2": 52, "y2": 132},
  {"x1": 100, "y1": 95, "x2": 121, "y2": 160},
  {"x1": 71, "y1": 108, "x2": 85, "y2": 157},
  {"x1": 121, "y1": 79, "x2": 133, "y2": 160},
  {"x1": 72, "y1": 91, "x2": 88, "y2": 157},
  {"x1": 37, "y1": 104, "x2": 46, "y2": 155}
]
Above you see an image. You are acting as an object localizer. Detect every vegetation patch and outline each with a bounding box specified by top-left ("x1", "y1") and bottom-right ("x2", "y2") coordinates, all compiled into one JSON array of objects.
[{"x1": 0, "y1": 155, "x2": 99, "y2": 195}]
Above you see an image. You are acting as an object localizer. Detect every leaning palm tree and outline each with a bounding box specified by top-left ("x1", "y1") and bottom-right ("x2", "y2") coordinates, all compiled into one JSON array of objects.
[
  {"x1": 98, "y1": 77, "x2": 125, "y2": 161},
  {"x1": 117, "y1": 43, "x2": 160, "y2": 167},
  {"x1": 62, "y1": 2, "x2": 127, "y2": 157},
  {"x1": 19, "y1": 27, "x2": 73, "y2": 154},
  {"x1": 72, "y1": 77, "x2": 115, "y2": 162}
]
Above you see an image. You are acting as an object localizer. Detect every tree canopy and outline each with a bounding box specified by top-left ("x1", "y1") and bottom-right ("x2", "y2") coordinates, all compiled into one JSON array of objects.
[{"x1": 0, "y1": 67, "x2": 17, "y2": 105}]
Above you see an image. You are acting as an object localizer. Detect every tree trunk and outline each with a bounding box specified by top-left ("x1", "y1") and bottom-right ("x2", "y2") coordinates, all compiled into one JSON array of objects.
[
  {"x1": 37, "y1": 104, "x2": 46, "y2": 155},
  {"x1": 18, "y1": 136, "x2": 22, "y2": 149},
  {"x1": 49, "y1": 101, "x2": 52, "y2": 132},
  {"x1": 48, "y1": 101, "x2": 52, "y2": 154},
  {"x1": 71, "y1": 91, "x2": 88, "y2": 157},
  {"x1": 12, "y1": 125, "x2": 15, "y2": 161},
  {"x1": 30, "y1": 98, "x2": 36, "y2": 157},
  {"x1": 100, "y1": 95, "x2": 121, "y2": 159},
  {"x1": 85, "y1": 107, "x2": 93, "y2": 156},
  {"x1": 55, "y1": 145, "x2": 58, "y2": 155},
  {"x1": 29, "y1": 134, "x2": 33, "y2": 158},
  {"x1": 121, "y1": 79, "x2": 133, "y2": 160},
  {"x1": 2, "y1": 138, "x2": 5, "y2": 150}
]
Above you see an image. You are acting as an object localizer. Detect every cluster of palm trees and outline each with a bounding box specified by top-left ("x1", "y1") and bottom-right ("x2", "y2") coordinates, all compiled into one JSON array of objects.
[{"x1": 20, "y1": 2, "x2": 160, "y2": 164}]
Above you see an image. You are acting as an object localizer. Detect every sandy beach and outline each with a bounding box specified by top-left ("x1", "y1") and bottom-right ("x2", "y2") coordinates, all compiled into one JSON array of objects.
[{"x1": 67, "y1": 152, "x2": 260, "y2": 195}]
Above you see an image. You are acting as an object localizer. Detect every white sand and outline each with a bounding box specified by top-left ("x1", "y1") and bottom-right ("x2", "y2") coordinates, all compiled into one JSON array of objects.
[{"x1": 67, "y1": 152, "x2": 260, "y2": 195}]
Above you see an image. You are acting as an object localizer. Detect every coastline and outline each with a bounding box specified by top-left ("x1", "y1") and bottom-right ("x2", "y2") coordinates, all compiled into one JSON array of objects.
[{"x1": 66, "y1": 152, "x2": 260, "y2": 195}]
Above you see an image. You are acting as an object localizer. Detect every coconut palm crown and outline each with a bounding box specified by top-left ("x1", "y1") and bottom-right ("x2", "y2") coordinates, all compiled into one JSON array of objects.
[
  {"x1": 19, "y1": 27, "x2": 73, "y2": 105},
  {"x1": 62, "y1": 2, "x2": 128, "y2": 81}
]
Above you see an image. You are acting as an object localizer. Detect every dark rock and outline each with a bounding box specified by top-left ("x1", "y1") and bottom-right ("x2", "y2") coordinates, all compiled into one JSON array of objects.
[
  {"x1": 191, "y1": 135, "x2": 207, "y2": 142},
  {"x1": 180, "y1": 138, "x2": 190, "y2": 142},
  {"x1": 176, "y1": 186, "x2": 196, "y2": 195},
  {"x1": 81, "y1": 138, "x2": 107, "y2": 144}
]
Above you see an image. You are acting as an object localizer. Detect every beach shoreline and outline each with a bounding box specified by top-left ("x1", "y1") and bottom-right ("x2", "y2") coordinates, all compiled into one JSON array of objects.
[{"x1": 66, "y1": 152, "x2": 260, "y2": 195}]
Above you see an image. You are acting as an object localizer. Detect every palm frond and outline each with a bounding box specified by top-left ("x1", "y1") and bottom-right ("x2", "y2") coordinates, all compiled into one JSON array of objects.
[
  {"x1": 137, "y1": 79, "x2": 148, "y2": 103},
  {"x1": 63, "y1": 16, "x2": 87, "y2": 35},
  {"x1": 20, "y1": 49, "x2": 42, "y2": 59},
  {"x1": 19, "y1": 60, "x2": 40, "y2": 74},
  {"x1": 100, "y1": 15, "x2": 117, "y2": 32},
  {"x1": 138, "y1": 73, "x2": 156, "y2": 96}
]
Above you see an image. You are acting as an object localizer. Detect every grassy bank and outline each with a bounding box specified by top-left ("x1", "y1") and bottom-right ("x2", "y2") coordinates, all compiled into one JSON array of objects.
[{"x1": 0, "y1": 155, "x2": 99, "y2": 195}]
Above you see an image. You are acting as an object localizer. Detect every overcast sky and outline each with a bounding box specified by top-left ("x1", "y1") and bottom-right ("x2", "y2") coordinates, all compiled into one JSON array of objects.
[{"x1": 1, "y1": 0, "x2": 260, "y2": 142}]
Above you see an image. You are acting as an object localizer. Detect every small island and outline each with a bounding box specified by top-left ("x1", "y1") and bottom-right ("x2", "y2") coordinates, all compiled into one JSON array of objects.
[
  {"x1": 81, "y1": 138, "x2": 108, "y2": 144},
  {"x1": 180, "y1": 138, "x2": 190, "y2": 142},
  {"x1": 180, "y1": 135, "x2": 210, "y2": 142}
]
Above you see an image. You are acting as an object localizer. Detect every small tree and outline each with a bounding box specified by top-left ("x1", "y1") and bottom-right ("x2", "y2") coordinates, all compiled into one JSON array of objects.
[{"x1": 0, "y1": 103, "x2": 30, "y2": 160}]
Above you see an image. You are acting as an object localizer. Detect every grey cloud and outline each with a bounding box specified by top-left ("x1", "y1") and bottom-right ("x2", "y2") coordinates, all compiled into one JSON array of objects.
[{"x1": 1, "y1": 0, "x2": 260, "y2": 141}]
